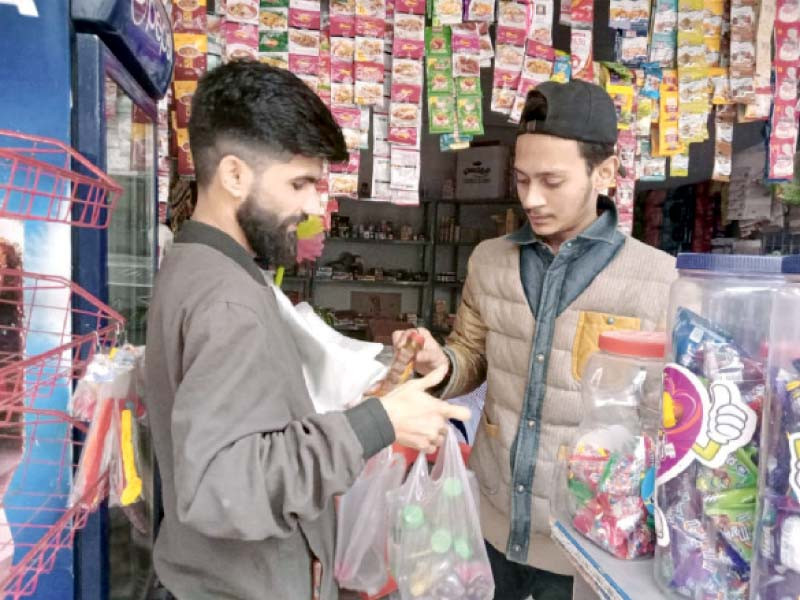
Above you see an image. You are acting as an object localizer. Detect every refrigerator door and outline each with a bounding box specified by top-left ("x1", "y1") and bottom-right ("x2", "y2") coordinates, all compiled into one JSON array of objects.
[
  {"x1": 104, "y1": 76, "x2": 156, "y2": 346},
  {"x1": 102, "y1": 72, "x2": 158, "y2": 600}
]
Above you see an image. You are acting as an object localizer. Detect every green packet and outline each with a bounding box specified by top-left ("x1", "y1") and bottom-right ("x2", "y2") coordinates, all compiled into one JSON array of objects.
[
  {"x1": 457, "y1": 96, "x2": 483, "y2": 136},
  {"x1": 456, "y1": 76, "x2": 481, "y2": 97},
  {"x1": 426, "y1": 56, "x2": 454, "y2": 95},
  {"x1": 425, "y1": 26, "x2": 452, "y2": 56},
  {"x1": 259, "y1": 31, "x2": 289, "y2": 53},
  {"x1": 703, "y1": 488, "x2": 756, "y2": 562},
  {"x1": 261, "y1": 0, "x2": 289, "y2": 7},
  {"x1": 428, "y1": 94, "x2": 456, "y2": 134}
]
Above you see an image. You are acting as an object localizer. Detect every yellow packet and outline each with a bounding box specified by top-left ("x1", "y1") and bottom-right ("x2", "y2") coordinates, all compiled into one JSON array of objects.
[{"x1": 607, "y1": 84, "x2": 635, "y2": 130}]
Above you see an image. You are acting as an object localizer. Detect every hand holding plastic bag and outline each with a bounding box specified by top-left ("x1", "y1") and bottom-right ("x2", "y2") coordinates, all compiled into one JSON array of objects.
[
  {"x1": 387, "y1": 426, "x2": 494, "y2": 600},
  {"x1": 335, "y1": 448, "x2": 406, "y2": 594}
]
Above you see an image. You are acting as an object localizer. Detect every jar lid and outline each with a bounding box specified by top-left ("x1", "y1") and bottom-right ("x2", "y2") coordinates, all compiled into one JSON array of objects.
[
  {"x1": 676, "y1": 253, "x2": 785, "y2": 275},
  {"x1": 598, "y1": 330, "x2": 666, "y2": 359}
]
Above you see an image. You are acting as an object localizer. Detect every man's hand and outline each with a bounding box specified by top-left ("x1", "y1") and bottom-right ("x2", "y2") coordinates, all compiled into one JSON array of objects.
[
  {"x1": 380, "y1": 366, "x2": 471, "y2": 454},
  {"x1": 392, "y1": 327, "x2": 449, "y2": 376}
]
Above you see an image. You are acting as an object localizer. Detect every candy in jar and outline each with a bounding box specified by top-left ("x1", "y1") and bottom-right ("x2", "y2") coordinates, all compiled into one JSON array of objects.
[
  {"x1": 752, "y1": 260, "x2": 800, "y2": 600},
  {"x1": 655, "y1": 254, "x2": 785, "y2": 600},
  {"x1": 553, "y1": 331, "x2": 666, "y2": 560}
]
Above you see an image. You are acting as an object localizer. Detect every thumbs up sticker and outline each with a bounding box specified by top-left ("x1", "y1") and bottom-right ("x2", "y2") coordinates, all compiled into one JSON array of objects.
[
  {"x1": 693, "y1": 379, "x2": 757, "y2": 470},
  {"x1": 789, "y1": 432, "x2": 800, "y2": 501}
]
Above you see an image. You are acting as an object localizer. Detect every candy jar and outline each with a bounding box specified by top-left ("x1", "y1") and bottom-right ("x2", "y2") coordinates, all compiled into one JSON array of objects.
[
  {"x1": 553, "y1": 330, "x2": 665, "y2": 560},
  {"x1": 751, "y1": 256, "x2": 800, "y2": 600},
  {"x1": 655, "y1": 254, "x2": 786, "y2": 600}
]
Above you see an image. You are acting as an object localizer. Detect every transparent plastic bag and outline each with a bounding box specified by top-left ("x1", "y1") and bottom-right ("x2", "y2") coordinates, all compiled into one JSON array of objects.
[
  {"x1": 335, "y1": 448, "x2": 406, "y2": 594},
  {"x1": 387, "y1": 427, "x2": 494, "y2": 600},
  {"x1": 71, "y1": 394, "x2": 120, "y2": 509}
]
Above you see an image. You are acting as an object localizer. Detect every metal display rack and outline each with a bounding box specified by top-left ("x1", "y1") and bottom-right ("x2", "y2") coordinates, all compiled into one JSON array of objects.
[{"x1": 0, "y1": 134, "x2": 125, "y2": 598}]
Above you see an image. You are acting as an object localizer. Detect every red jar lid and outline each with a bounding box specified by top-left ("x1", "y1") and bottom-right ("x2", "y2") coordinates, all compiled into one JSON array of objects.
[{"x1": 598, "y1": 330, "x2": 667, "y2": 359}]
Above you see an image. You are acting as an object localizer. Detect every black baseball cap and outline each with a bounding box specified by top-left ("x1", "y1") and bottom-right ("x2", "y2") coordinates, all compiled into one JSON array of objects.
[{"x1": 518, "y1": 80, "x2": 618, "y2": 145}]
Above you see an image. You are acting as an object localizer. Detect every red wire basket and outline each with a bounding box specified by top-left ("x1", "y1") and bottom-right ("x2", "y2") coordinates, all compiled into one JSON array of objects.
[
  {"x1": 0, "y1": 130, "x2": 123, "y2": 229},
  {"x1": 0, "y1": 269, "x2": 124, "y2": 411},
  {"x1": 0, "y1": 268, "x2": 123, "y2": 597},
  {"x1": 0, "y1": 408, "x2": 106, "y2": 599}
]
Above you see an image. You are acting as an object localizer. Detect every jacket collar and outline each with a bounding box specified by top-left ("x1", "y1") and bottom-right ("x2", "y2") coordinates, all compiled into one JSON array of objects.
[
  {"x1": 175, "y1": 220, "x2": 267, "y2": 286},
  {"x1": 508, "y1": 195, "x2": 620, "y2": 246}
]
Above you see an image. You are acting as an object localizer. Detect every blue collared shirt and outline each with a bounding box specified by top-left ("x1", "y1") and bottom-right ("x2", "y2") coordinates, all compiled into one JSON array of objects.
[{"x1": 503, "y1": 196, "x2": 626, "y2": 563}]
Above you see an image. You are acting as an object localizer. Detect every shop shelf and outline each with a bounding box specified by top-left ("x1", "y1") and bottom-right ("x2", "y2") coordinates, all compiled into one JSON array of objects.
[
  {"x1": 325, "y1": 238, "x2": 430, "y2": 246},
  {"x1": 0, "y1": 130, "x2": 122, "y2": 229},
  {"x1": 432, "y1": 281, "x2": 464, "y2": 288},
  {"x1": 313, "y1": 278, "x2": 427, "y2": 288},
  {"x1": 551, "y1": 519, "x2": 665, "y2": 600},
  {"x1": 0, "y1": 269, "x2": 124, "y2": 411}
]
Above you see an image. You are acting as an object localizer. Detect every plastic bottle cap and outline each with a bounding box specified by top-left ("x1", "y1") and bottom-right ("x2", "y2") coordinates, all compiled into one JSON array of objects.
[
  {"x1": 454, "y1": 537, "x2": 473, "y2": 559},
  {"x1": 431, "y1": 529, "x2": 452, "y2": 554},
  {"x1": 403, "y1": 505, "x2": 425, "y2": 529},
  {"x1": 598, "y1": 330, "x2": 667, "y2": 359},
  {"x1": 443, "y1": 477, "x2": 463, "y2": 497}
]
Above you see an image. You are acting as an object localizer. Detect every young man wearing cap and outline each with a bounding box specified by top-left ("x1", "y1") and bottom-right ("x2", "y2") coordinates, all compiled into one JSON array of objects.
[{"x1": 394, "y1": 80, "x2": 677, "y2": 599}]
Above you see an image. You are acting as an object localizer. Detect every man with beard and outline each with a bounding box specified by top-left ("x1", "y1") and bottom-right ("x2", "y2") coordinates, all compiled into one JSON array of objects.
[
  {"x1": 145, "y1": 61, "x2": 469, "y2": 600},
  {"x1": 393, "y1": 81, "x2": 676, "y2": 599}
]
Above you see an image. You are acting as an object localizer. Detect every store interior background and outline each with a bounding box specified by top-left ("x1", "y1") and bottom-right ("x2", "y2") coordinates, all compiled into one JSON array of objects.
[{"x1": 110, "y1": 0, "x2": 800, "y2": 598}]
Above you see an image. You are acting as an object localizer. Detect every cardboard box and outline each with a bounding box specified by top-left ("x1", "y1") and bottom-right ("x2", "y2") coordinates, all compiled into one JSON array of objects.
[
  {"x1": 368, "y1": 318, "x2": 412, "y2": 345},
  {"x1": 351, "y1": 292, "x2": 402, "y2": 319},
  {"x1": 455, "y1": 145, "x2": 510, "y2": 201}
]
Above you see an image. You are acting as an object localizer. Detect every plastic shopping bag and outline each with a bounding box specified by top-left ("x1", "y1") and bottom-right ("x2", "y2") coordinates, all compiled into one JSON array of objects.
[
  {"x1": 71, "y1": 393, "x2": 120, "y2": 509},
  {"x1": 335, "y1": 448, "x2": 407, "y2": 594},
  {"x1": 387, "y1": 426, "x2": 494, "y2": 600},
  {"x1": 269, "y1": 283, "x2": 387, "y2": 413}
]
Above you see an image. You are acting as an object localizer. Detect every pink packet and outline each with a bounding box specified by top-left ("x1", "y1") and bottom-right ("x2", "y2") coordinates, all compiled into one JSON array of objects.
[{"x1": 289, "y1": 53, "x2": 321, "y2": 75}]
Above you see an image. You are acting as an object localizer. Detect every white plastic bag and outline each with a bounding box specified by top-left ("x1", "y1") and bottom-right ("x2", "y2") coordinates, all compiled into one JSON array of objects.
[
  {"x1": 269, "y1": 284, "x2": 387, "y2": 413},
  {"x1": 387, "y1": 427, "x2": 494, "y2": 600},
  {"x1": 335, "y1": 448, "x2": 407, "y2": 594}
]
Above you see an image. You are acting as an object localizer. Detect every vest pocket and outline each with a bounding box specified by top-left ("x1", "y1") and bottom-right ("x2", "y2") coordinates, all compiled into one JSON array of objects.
[
  {"x1": 470, "y1": 412, "x2": 501, "y2": 495},
  {"x1": 571, "y1": 310, "x2": 641, "y2": 381}
]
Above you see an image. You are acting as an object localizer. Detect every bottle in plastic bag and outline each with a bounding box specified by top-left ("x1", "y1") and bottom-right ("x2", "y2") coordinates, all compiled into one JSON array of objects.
[
  {"x1": 553, "y1": 330, "x2": 665, "y2": 560},
  {"x1": 655, "y1": 254, "x2": 783, "y2": 600},
  {"x1": 387, "y1": 426, "x2": 494, "y2": 600}
]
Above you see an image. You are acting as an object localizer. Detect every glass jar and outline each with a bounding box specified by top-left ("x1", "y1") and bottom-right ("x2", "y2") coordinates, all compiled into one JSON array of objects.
[
  {"x1": 554, "y1": 330, "x2": 666, "y2": 560},
  {"x1": 655, "y1": 254, "x2": 786, "y2": 600},
  {"x1": 751, "y1": 256, "x2": 800, "y2": 600}
]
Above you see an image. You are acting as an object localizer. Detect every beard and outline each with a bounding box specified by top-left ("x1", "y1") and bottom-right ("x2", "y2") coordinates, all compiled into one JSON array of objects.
[{"x1": 235, "y1": 194, "x2": 302, "y2": 267}]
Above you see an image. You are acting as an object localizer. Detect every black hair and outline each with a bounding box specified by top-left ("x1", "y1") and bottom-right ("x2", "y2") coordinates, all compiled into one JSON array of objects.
[
  {"x1": 188, "y1": 60, "x2": 348, "y2": 186},
  {"x1": 518, "y1": 91, "x2": 615, "y2": 175}
]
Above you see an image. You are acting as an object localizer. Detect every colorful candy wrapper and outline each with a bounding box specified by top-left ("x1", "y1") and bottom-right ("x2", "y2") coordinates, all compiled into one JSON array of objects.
[
  {"x1": 703, "y1": 487, "x2": 757, "y2": 563},
  {"x1": 672, "y1": 307, "x2": 734, "y2": 375},
  {"x1": 696, "y1": 447, "x2": 758, "y2": 495}
]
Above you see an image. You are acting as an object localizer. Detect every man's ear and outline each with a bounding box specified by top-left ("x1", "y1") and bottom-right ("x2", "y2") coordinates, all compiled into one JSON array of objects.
[
  {"x1": 217, "y1": 155, "x2": 255, "y2": 202},
  {"x1": 592, "y1": 154, "x2": 619, "y2": 190}
]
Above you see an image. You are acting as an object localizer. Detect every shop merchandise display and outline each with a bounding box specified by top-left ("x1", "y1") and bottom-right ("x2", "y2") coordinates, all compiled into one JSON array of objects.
[
  {"x1": 165, "y1": 0, "x2": 800, "y2": 242},
  {"x1": 655, "y1": 254, "x2": 785, "y2": 600},
  {"x1": 556, "y1": 331, "x2": 665, "y2": 561},
  {"x1": 751, "y1": 263, "x2": 800, "y2": 600}
]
